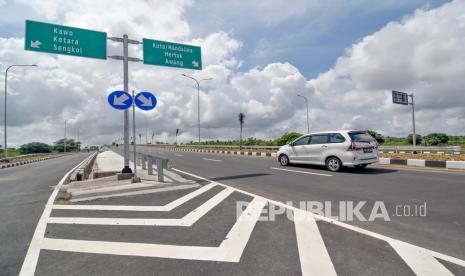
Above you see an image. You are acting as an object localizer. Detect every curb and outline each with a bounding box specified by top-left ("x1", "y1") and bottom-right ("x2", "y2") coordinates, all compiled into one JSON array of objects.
[
  {"x1": 0, "y1": 155, "x2": 65, "y2": 170},
  {"x1": 379, "y1": 158, "x2": 465, "y2": 169}
]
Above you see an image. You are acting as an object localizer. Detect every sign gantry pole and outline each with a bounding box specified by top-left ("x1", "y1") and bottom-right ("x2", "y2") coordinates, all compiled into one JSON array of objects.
[
  {"x1": 108, "y1": 35, "x2": 142, "y2": 174},
  {"x1": 409, "y1": 93, "x2": 416, "y2": 148}
]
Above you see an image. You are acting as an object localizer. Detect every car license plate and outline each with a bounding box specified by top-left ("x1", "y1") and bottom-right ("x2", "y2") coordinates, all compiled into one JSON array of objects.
[{"x1": 363, "y1": 148, "x2": 373, "y2": 153}]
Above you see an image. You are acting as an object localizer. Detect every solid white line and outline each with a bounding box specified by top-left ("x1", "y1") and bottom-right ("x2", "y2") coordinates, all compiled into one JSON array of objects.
[
  {"x1": 69, "y1": 184, "x2": 200, "y2": 202},
  {"x1": 202, "y1": 158, "x2": 222, "y2": 162},
  {"x1": 174, "y1": 154, "x2": 184, "y2": 157},
  {"x1": 294, "y1": 213, "x2": 337, "y2": 276},
  {"x1": 48, "y1": 188, "x2": 233, "y2": 226},
  {"x1": 172, "y1": 167, "x2": 465, "y2": 269},
  {"x1": 39, "y1": 197, "x2": 265, "y2": 262},
  {"x1": 19, "y1": 152, "x2": 97, "y2": 276},
  {"x1": 53, "y1": 183, "x2": 216, "y2": 211},
  {"x1": 389, "y1": 240, "x2": 453, "y2": 275},
  {"x1": 270, "y1": 167, "x2": 332, "y2": 177}
]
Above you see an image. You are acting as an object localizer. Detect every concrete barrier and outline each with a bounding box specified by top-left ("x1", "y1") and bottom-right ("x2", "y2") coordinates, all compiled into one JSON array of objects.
[
  {"x1": 446, "y1": 161, "x2": 465, "y2": 169},
  {"x1": 407, "y1": 159, "x2": 426, "y2": 167}
]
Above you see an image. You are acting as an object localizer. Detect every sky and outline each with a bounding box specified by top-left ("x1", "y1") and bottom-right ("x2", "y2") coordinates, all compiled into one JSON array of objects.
[{"x1": 1, "y1": 0, "x2": 464, "y2": 147}]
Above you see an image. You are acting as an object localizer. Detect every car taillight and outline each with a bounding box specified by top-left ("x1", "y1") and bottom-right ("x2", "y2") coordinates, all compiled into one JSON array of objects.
[{"x1": 349, "y1": 142, "x2": 363, "y2": 151}]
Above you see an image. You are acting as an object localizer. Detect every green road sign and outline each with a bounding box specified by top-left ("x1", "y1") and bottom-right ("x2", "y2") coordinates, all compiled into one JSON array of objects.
[
  {"x1": 24, "y1": 20, "x2": 107, "y2": 60},
  {"x1": 143, "y1": 38, "x2": 202, "y2": 70}
]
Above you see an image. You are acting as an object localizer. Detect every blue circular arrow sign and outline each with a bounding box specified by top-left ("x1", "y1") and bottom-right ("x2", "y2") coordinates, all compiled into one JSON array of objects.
[
  {"x1": 108, "y1": 90, "x2": 132, "y2": 110},
  {"x1": 135, "y1": 91, "x2": 157, "y2": 111}
]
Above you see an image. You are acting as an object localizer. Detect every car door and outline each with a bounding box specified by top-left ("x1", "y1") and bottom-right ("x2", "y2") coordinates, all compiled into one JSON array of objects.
[
  {"x1": 305, "y1": 134, "x2": 330, "y2": 163},
  {"x1": 288, "y1": 136, "x2": 310, "y2": 162}
]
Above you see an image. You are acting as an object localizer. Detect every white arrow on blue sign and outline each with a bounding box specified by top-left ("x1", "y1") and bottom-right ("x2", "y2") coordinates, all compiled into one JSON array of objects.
[
  {"x1": 108, "y1": 90, "x2": 133, "y2": 110},
  {"x1": 135, "y1": 91, "x2": 157, "y2": 111}
]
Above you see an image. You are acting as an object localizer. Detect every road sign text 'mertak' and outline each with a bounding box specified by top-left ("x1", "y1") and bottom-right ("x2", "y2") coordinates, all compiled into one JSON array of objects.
[
  {"x1": 143, "y1": 38, "x2": 202, "y2": 70},
  {"x1": 25, "y1": 20, "x2": 107, "y2": 59}
]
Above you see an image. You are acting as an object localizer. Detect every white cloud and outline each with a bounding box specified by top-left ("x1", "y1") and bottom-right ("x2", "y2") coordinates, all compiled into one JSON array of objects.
[{"x1": 310, "y1": 0, "x2": 465, "y2": 136}]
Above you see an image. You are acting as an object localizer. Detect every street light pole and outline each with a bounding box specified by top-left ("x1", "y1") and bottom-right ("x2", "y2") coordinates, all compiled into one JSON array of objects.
[
  {"x1": 181, "y1": 74, "x2": 212, "y2": 144},
  {"x1": 4, "y1": 64, "x2": 37, "y2": 159},
  {"x1": 409, "y1": 93, "x2": 416, "y2": 148},
  {"x1": 297, "y1": 94, "x2": 310, "y2": 134}
]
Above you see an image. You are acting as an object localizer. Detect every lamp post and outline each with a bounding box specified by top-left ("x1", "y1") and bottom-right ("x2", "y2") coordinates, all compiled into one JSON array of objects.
[
  {"x1": 181, "y1": 74, "x2": 212, "y2": 143},
  {"x1": 297, "y1": 94, "x2": 310, "y2": 134},
  {"x1": 4, "y1": 64, "x2": 37, "y2": 159}
]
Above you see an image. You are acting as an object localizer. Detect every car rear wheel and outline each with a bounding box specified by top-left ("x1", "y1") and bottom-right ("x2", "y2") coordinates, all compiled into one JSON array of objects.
[
  {"x1": 326, "y1": 157, "x2": 342, "y2": 172},
  {"x1": 279, "y1": 154, "x2": 290, "y2": 166}
]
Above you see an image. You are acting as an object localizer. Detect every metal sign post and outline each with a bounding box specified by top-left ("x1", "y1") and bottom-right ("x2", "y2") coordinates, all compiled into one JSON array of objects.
[
  {"x1": 107, "y1": 36, "x2": 142, "y2": 174},
  {"x1": 392, "y1": 90, "x2": 417, "y2": 148}
]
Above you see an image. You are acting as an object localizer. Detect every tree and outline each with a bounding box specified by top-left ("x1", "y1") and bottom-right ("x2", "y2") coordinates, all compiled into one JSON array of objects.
[
  {"x1": 366, "y1": 130, "x2": 385, "y2": 144},
  {"x1": 19, "y1": 142, "x2": 52, "y2": 154},
  {"x1": 275, "y1": 132, "x2": 302, "y2": 146},
  {"x1": 54, "y1": 139, "x2": 81, "y2": 152},
  {"x1": 423, "y1": 133, "x2": 449, "y2": 146},
  {"x1": 238, "y1": 113, "x2": 245, "y2": 150},
  {"x1": 407, "y1": 134, "x2": 423, "y2": 145}
]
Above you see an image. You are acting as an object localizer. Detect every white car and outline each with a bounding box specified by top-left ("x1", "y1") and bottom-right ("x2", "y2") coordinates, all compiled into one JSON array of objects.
[{"x1": 276, "y1": 130, "x2": 379, "y2": 172}]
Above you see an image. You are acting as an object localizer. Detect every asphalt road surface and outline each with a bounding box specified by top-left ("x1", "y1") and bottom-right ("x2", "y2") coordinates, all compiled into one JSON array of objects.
[
  {"x1": 0, "y1": 153, "x2": 91, "y2": 275},
  {"x1": 137, "y1": 146, "x2": 465, "y2": 262}
]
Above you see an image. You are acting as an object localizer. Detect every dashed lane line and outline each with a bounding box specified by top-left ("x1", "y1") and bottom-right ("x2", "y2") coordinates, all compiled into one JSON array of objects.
[
  {"x1": 48, "y1": 188, "x2": 234, "y2": 226},
  {"x1": 53, "y1": 183, "x2": 217, "y2": 212},
  {"x1": 202, "y1": 158, "x2": 223, "y2": 162},
  {"x1": 270, "y1": 167, "x2": 332, "y2": 177}
]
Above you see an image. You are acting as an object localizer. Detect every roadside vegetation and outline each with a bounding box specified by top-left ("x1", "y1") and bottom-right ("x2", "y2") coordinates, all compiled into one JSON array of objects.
[{"x1": 1, "y1": 139, "x2": 83, "y2": 162}]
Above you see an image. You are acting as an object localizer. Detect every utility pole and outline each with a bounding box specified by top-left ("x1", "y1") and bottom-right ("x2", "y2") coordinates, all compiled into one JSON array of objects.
[
  {"x1": 181, "y1": 74, "x2": 212, "y2": 143},
  {"x1": 108, "y1": 35, "x2": 143, "y2": 174},
  {"x1": 145, "y1": 116, "x2": 148, "y2": 144},
  {"x1": 297, "y1": 94, "x2": 310, "y2": 134},
  {"x1": 4, "y1": 64, "x2": 37, "y2": 159}
]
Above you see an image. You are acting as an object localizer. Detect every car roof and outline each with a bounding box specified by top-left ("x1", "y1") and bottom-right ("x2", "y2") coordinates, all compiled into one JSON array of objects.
[{"x1": 302, "y1": 130, "x2": 365, "y2": 135}]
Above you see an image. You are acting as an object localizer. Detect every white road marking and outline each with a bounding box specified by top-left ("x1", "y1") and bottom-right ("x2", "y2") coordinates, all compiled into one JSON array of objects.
[
  {"x1": 174, "y1": 154, "x2": 184, "y2": 157},
  {"x1": 19, "y1": 153, "x2": 97, "y2": 276},
  {"x1": 48, "y1": 188, "x2": 233, "y2": 226},
  {"x1": 270, "y1": 167, "x2": 332, "y2": 177},
  {"x1": 294, "y1": 212, "x2": 337, "y2": 276},
  {"x1": 70, "y1": 184, "x2": 200, "y2": 202},
  {"x1": 389, "y1": 240, "x2": 453, "y2": 276},
  {"x1": 172, "y1": 167, "x2": 465, "y2": 270},
  {"x1": 68, "y1": 183, "x2": 157, "y2": 196},
  {"x1": 39, "y1": 198, "x2": 266, "y2": 262},
  {"x1": 202, "y1": 158, "x2": 222, "y2": 162},
  {"x1": 53, "y1": 183, "x2": 216, "y2": 212}
]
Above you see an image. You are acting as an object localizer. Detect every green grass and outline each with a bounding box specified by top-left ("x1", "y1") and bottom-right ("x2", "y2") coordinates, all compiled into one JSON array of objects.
[{"x1": 0, "y1": 149, "x2": 22, "y2": 158}]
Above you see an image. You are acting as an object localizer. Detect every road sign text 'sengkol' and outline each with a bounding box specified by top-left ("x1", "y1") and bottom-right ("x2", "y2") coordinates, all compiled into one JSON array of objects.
[
  {"x1": 24, "y1": 20, "x2": 107, "y2": 60},
  {"x1": 143, "y1": 38, "x2": 202, "y2": 70}
]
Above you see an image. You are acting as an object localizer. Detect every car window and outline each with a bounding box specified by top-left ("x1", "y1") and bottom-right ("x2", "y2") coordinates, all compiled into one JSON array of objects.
[
  {"x1": 293, "y1": 136, "x2": 310, "y2": 146},
  {"x1": 348, "y1": 132, "x2": 375, "y2": 142},
  {"x1": 309, "y1": 135, "x2": 328, "y2": 144},
  {"x1": 329, "y1": 133, "x2": 345, "y2": 143}
]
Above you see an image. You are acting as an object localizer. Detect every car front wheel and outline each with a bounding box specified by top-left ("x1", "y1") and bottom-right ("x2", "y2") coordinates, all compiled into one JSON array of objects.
[
  {"x1": 279, "y1": 154, "x2": 290, "y2": 166},
  {"x1": 326, "y1": 157, "x2": 342, "y2": 172}
]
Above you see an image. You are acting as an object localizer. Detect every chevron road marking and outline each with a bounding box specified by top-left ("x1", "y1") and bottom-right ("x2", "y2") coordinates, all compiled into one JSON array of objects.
[
  {"x1": 38, "y1": 198, "x2": 267, "y2": 262},
  {"x1": 294, "y1": 211, "x2": 337, "y2": 276},
  {"x1": 389, "y1": 240, "x2": 453, "y2": 276},
  {"x1": 68, "y1": 183, "x2": 159, "y2": 196},
  {"x1": 70, "y1": 183, "x2": 200, "y2": 202},
  {"x1": 53, "y1": 183, "x2": 216, "y2": 211},
  {"x1": 48, "y1": 188, "x2": 234, "y2": 226},
  {"x1": 172, "y1": 167, "x2": 465, "y2": 273}
]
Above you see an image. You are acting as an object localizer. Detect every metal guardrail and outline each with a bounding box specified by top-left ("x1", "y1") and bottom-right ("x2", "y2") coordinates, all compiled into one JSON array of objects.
[
  {"x1": 148, "y1": 144, "x2": 462, "y2": 153},
  {"x1": 379, "y1": 146, "x2": 461, "y2": 153}
]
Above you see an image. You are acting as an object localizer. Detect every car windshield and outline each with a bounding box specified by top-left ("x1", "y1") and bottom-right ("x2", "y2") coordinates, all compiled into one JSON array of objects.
[{"x1": 348, "y1": 132, "x2": 375, "y2": 142}]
